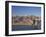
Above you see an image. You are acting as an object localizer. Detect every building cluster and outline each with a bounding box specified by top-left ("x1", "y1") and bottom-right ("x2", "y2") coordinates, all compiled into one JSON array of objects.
[{"x1": 12, "y1": 16, "x2": 41, "y2": 25}]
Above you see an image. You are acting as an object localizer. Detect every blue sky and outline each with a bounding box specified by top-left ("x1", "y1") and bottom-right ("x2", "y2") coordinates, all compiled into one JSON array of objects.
[{"x1": 12, "y1": 6, "x2": 41, "y2": 16}]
